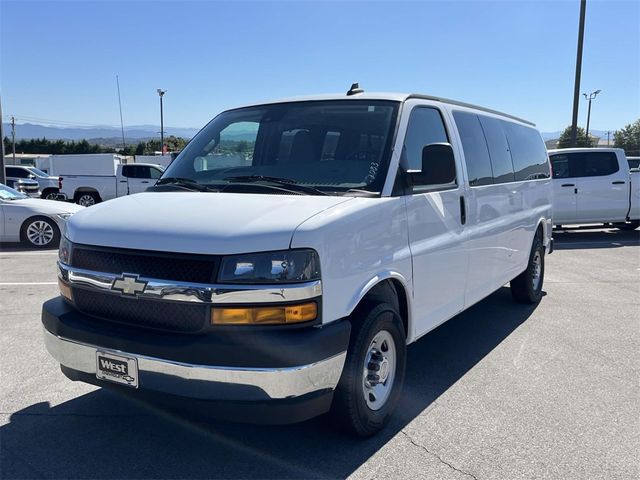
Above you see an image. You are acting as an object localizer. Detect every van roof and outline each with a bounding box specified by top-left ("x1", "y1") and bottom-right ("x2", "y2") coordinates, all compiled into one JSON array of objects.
[{"x1": 239, "y1": 92, "x2": 535, "y2": 127}]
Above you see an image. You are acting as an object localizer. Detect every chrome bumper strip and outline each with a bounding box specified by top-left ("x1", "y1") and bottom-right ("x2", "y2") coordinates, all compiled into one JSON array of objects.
[
  {"x1": 43, "y1": 328, "x2": 346, "y2": 400},
  {"x1": 58, "y1": 262, "x2": 322, "y2": 304}
]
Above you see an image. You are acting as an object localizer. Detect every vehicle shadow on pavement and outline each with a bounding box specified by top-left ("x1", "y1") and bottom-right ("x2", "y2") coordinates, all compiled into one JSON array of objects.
[
  {"x1": 553, "y1": 228, "x2": 639, "y2": 250},
  {"x1": 1, "y1": 287, "x2": 537, "y2": 479}
]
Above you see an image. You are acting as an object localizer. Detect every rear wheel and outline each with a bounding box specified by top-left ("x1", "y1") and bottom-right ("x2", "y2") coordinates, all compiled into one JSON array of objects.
[
  {"x1": 510, "y1": 233, "x2": 545, "y2": 304},
  {"x1": 75, "y1": 192, "x2": 99, "y2": 207},
  {"x1": 21, "y1": 216, "x2": 60, "y2": 248},
  {"x1": 331, "y1": 302, "x2": 406, "y2": 437}
]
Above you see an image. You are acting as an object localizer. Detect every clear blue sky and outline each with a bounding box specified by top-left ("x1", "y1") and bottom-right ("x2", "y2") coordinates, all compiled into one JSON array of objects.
[{"x1": 1, "y1": 0, "x2": 638, "y2": 133}]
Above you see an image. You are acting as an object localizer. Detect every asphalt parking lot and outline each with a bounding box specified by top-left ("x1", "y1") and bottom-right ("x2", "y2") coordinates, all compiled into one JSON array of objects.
[{"x1": 1, "y1": 228, "x2": 638, "y2": 480}]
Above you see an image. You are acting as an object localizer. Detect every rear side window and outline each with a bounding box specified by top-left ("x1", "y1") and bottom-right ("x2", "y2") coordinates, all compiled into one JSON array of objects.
[
  {"x1": 503, "y1": 123, "x2": 550, "y2": 181},
  {"x1": 550, "y1": 152, "x2": 620, "y2": 178},
  {"x1": 452, "y1": 111, "x2": 493, "y2": 186},
  {"x1": 478, "y1": 116, "x2": 515, "y2": 184}
]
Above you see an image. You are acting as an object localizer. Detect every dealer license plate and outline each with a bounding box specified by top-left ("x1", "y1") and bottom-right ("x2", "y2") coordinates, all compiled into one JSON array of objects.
[{"x1": 96, "y1": 351, "x2": 139, "y2": 388}]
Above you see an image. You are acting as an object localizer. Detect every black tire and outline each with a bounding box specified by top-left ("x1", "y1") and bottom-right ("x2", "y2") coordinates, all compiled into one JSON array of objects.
[
  {"x1": 331, "y1": 302, "x2": 406, "y2": 437},
  {"x1": 614, "y1": 220, "x2": 640, "y2": 231},
  {"x1": 20, "y1": 216, "x2": 61, "y2": 248},
  {"x1": 75, "y1": 192, "x2": 100, "y2": 207},
  {"x1": 510, "y1": 233, "x2": 545, "y2": 304},
  {"x1": 42, "y1": 189, "x2": 60, "y2": 200}
]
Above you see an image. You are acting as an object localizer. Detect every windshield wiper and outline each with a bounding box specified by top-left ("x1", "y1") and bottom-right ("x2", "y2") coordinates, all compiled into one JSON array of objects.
[
  {"x1": 154, "y1": 177, "x2": 217, "y2": 192},
  {"x1": 223, "y1": 175, "x2": 328, "y2": 196},
  {"x1": 343, "y1": 189, "x2": 379, "y2": 197}
]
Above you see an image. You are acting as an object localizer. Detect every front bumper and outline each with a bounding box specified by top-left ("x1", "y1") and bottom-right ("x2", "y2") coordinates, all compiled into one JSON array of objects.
[{"x1": 42, "y1": 297, "x2": 350, "y2": 414}]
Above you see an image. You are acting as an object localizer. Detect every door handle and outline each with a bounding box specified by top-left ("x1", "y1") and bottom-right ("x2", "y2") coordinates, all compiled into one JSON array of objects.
[
  {"x1": 119, "y1": 180, "x2": 127, "y2": 183},
  {"x1": 612, "y1": 181, "x2": 625, "y2": 185},
  {"x1": 561, "y1": 183, "x2": 575, "y2": 187},
  {"x1": 459, "y1": 196, "x2": 466, "y2": 225},
  {"x1": 141, "y1": 181, "x2": 150, "y2": 184}
]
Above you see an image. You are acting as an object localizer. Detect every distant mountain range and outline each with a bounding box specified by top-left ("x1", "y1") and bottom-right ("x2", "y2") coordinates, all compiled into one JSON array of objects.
[
  {"x1": 2, "y1": 123, "x2": 200, "y2": 141},
  {"x1": 2, "y1": 122, "x2": 614, "y2": 144}
]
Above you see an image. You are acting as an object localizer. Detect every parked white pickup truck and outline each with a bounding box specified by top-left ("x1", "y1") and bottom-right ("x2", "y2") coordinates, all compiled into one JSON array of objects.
[
  {"x1": 548, "y1": 148, "x2": 640, "y2": 230},
  {"x1": 60, "y1": 163, "x2": 165, "y2": 206}
]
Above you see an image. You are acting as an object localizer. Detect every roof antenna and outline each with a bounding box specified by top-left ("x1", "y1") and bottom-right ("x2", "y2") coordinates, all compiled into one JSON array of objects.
[{"x1": 346, "y1": 82, "x2": 364, "y2": 96}]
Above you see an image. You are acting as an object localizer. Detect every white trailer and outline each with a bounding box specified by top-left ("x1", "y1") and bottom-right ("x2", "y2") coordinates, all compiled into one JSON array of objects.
[{"x1": 36, "y1": 154, "x2": 124, "y2": 176}]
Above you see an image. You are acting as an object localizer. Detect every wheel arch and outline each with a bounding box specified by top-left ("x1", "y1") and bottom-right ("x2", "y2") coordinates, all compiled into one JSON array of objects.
[{"x1": 346, "y1": 272, "x2": 412, "y2": 343}]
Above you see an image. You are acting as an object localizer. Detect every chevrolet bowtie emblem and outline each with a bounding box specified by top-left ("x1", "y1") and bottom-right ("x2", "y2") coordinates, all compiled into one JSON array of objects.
[{"x1": 111, "y1": 274, "x2": 147, "y2": 297}]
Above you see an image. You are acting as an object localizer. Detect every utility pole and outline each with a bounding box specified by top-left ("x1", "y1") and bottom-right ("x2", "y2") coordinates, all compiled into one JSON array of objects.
[
  {"x1": 11, "y1": 116, "x2": 16, "y2": 163},
  {"x1": 570, "y1": 0, "x2": 587, "y2": 147},
  {"x1": 157, "y1": 89, "x2": 166, "y2": 155},
  {"x1": 116, "y1": 75, "x2": 126, "y2": 152},
  {"x1": 583, "y1": 90, "x2": 601, "y2": 145},
  {"x1": 606, "y1": 130, "x2": 613, "y2": 146},
  {"x1": 0, "y1": 95, "x2": 5, "y2": 184}
]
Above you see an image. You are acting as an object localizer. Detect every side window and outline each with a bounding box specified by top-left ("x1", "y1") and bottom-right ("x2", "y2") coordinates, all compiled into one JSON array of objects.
[
  {"x1": 550, "y1": 154, "x2": 570, "y2": 178},
  {"x1": 195, "y1": 121, "x2": 258, "y2": 171},
  {"x1": 452, "y1": 111, "x2": 493, "y2": 186},
  {"x1": 478, "y1": 116, "x2": 515, "y2": 183},
  {"x1": 503, "y1": 122, "x2": 550, "y2": 181},
  {"x1": 403, "y1": 107, "x2": 449, "y2": 173},
  {"x1": 149, "y1": 167, "x2": 163, "y2": 179},
  {"x1": 7, "y1": 167, "x2": 28, "y2": 178},
  {"x1": 121, "y1": 165, "x2": 132, "y2": 178},
  {"x1": 134, "y1": 166, "x2": 151, "y2": 178},
  {"x1": 573, "y1": 152, "x2": 619, "y2": 177}
]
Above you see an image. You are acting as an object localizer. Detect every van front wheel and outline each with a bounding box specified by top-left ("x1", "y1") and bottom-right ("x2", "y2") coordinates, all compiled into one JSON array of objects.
[
  {"x1": 331, "y1": 302, "x2": 406, "y2": 437},
  {"x1": 510, "y1": 235, "x2": 545, "y2": 304}
]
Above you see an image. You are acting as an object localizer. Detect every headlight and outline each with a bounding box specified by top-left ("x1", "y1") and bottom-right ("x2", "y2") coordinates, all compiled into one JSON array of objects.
[
  {"x1": 59, "y1": 236, "x2": 73, "y2": 265},
  {"x1": 55, "y1": 213, "x2": 73, "y2": 221},
  {"x1": 218, "y1": 249, "x2": 320, "y2": 284}
]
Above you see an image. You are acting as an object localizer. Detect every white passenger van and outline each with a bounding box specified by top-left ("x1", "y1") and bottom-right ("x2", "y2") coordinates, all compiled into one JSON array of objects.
[{"x1": 43, "y1": 88, "x2": 553, "y2": 436}]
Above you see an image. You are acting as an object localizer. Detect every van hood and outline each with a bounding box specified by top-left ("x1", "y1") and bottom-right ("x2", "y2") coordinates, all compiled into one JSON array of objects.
[{"x1": 65, "y1": 192, "x2": 353, "y2": 254}]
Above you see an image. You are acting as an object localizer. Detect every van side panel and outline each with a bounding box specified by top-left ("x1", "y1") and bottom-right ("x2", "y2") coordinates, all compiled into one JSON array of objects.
[
  {"x1": 446, "y1": 106, "x2": 552, "y2": 308},
  {"x1": 290, "y1": 197, "x2": 414, "y2": 337}
]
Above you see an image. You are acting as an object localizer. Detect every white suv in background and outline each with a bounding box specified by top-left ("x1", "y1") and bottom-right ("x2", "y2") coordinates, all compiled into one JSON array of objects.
[{"x1": 43, "y1": 90, "x2": 553, "y2": 436}]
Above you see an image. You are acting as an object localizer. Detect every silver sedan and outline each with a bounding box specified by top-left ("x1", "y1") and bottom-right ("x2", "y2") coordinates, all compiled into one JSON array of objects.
[{"x1": 0, "y1": 183, "x2": 84, "y2": 248}]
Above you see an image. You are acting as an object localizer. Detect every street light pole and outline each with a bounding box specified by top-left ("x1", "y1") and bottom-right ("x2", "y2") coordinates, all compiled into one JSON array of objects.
[
  {"x1": 570, "y1": 0, "x2": 587, "y2": 147},
  {"x1": 157, "y1": 89, "x2": 166, "y2": 155},
  {"x1": 583, "y1": 89, "x2": 601, "y2": 145}
]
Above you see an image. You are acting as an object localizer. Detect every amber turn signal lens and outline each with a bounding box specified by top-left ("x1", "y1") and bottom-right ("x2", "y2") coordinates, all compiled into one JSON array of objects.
[
  {"x1": 212, "y1": 302, "x2": 317, "y2": 325},
  {"x1": 58, "y1": 278, "x2": 72, "y2": 301}
]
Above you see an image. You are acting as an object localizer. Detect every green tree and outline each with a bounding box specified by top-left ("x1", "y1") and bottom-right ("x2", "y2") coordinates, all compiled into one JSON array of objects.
[
  {"x1": 557, "y1": 126, "x2": 593, "y2": 148},
  {"x1": 614, "y1": 119, "x2": 640, "y2": 156}
]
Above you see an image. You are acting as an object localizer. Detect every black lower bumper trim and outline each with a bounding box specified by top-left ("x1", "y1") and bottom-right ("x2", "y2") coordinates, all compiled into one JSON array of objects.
[{"x1": 43, "y1": 297, "x2": 350, "y2": 369}]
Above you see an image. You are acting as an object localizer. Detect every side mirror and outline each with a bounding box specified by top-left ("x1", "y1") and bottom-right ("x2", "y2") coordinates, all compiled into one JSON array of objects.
[{"x1": 407, "y1": 143, "x2": 456, "y2": 186}]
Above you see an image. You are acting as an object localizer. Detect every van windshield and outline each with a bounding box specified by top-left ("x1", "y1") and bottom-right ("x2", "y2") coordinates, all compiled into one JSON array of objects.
[{"x1": 161, "y1": 100, "x2": 399, "y2": 195}]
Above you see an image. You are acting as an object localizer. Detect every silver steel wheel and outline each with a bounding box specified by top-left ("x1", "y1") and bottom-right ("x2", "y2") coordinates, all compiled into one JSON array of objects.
[
  {"x1": 77, "y1": 194, "x2": 96, "y2": 206},
  {"x1": 532, "y1": 250, "x2": 542, "y2": 291},
  {"x1": 362, "y1": 330, "x2": 396, "y2": 411},
  {"x1": 44, "y1": 192, "x2": 59, "y2": 200},
  {"x1": 26, "y1": 220, "x2": 55, "y2": 246}
]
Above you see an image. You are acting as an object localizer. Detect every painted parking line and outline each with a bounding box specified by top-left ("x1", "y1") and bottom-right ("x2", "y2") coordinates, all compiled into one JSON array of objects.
[{"x1": 0, "y1": 282, "x2": 57, "y2": 286}]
